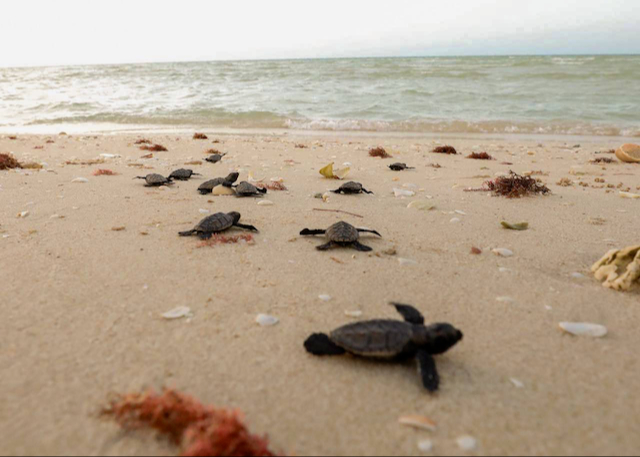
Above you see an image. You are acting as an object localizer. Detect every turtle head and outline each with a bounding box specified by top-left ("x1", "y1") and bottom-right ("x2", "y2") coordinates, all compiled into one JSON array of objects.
[
  {"x1": 225, "y1": 172, "x2": 240, "y2": 183},
  {"x1": 415, "y1": 323, "x2": 463, "y2": 355},
  {"x1": 228, "y1": 212, "x2": 242, "y2": 224}
]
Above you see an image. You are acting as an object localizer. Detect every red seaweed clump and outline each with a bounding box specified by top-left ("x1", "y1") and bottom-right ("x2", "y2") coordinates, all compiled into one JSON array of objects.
[
  {"x1": 193, "y1": 133, "x2": 208, "y2": 140},
  {"x1": 471, "y1": 171, "x2": 550, "y2": 198},
  {"x1": 93, "y1": 169, "x2": 117, "y2": 176},
  {"x1": 0, "y1": 153, "x2": 21, "y2": 170},
  {"x1": 255, "y1": 181, "x2": 288, "y2": 191},
  {"x1": 197, "y1": 233, "x2": 255, "y2": 248},
  {"x1": 369, "y1": 147, "x2": 391, "y2": 158},
  {"x1": 140, "y1": 144, "x2": 168, "y2": 152},
  {"x1": 467, "y1": 152, "x2": 494, "y2": 160},
  {"x1": 135, "y1": 139, "x2": 152, "y2": 145},
  {"x1": 432, "y1": 146, "x2": 457, "y2": 155},
  {"x1": 102, "y1": 389, "x2": 276, "y2": 457}
]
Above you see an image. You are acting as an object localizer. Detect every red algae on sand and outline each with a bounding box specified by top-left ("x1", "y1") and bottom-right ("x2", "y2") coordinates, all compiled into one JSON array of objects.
[
  {"x1": 197, "y1": 234, "x2": 255, "y2": 248},
  {"x1": 369, "y1": 147, "x2": 392, "y2": 158},
  {"x1": 467, "y1": 171, "x2": 550, "y2": 198},
  {"x1": 140, "y1": 144, "x2": 168, "y2": 152},
  {"x1": 255, "y1": 182, "x2": 288, "y2": 191},
  {"x1": 193, "y1": 133, "x2": 208, "y2": 140},
  {"x1": 93, "y1": 169, "x2": 117, "y2": 176},
  {"x1": 102, "y1": 389, "x2": 277, "y2": 457},
  {"x1": 432, "y1": 145, "x2": 458, "y2": 155},
  {"x1": 467, "y1": 152, "x2": 494, "y2": 160},
  {"x1": 0, "y1": 153, "x2": 21, "y2": 170}
]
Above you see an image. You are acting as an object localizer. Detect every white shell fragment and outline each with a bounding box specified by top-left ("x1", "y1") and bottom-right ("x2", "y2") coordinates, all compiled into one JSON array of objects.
[
  {"x1": 510, "y1": 378, "x2": 525, "y2": 388},
  {"x1": 100, "y1": 153, "x2": 119, "y2": 158},
  {"x1": 457, "y1": 436, "x2": 478, "y2": 452},
  {"x1": 199, "y1": 209, "x2": 210, "y2": 214},
  {"x1": 344, "y1": 310, "x2": 363, "y2": 318},
  {"x1": 417, "y1": 439, "x2": 434, "y2": 453},
  {"x1": 619, "y1": 191, "x2": 640, "y2": 199},
  {"x1": 492, "y1": 248, "x2": 514, "y2": 257},
  {"x1": 318, "y1": 295, "x2": 332, "y2": 302},
  {"x1": 17, "y1": 211, "x2": 30, "y2": 218},
  {"x1": 257, "y1": 200, "x2": 274, "y2": 206},
  {"x1": 394, "y1": 188, "x2": 416, "y2": 198},
  {"x1": 407, "y1": 200, "x2": 436, "y2": 211},
  {"x1": 161, "y1": 307, "x2": 193, "y2": 320},
  {"x1": 256, "y1": 314, "x2": 279, "y2": 327},
  {"x1": 72, "y1": 177, "x2": 89, "y2": 183},
  {"x1": 398, "y1": 258, "x2": 418, "y2": 266},
  {"x1": 398, "y1": 415, "x2": 437, "y2": 432},
  {"x1": 559, "y1": 322, "x2": 608, "y2": 338}
]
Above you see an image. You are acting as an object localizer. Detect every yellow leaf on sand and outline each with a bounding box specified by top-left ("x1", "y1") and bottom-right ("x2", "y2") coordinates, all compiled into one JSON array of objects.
[{"x1": 319, "y1": 162, "x2": 350, "y2": 180}]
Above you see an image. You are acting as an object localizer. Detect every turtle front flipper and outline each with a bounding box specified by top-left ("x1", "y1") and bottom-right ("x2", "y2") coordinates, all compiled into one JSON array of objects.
[
  {"x1": 357, "y1": 228, "x2": 382, "y2": 237},
  {"x1": 390, "y1": 303, "x2": 425, "y2": 325},
  {"x1": 300, "y1": 229, "x2": 326, "y2": 236},
  {"x1": 304, "y1": 333, "x2": 346, "y2": 356},
  {"x1": 417, "y1": 350, "x2": 440, "y2": 392},
  {"x1": 361, "y1": 188, "x2": 374, "y2": 195},
  {"x1": 352, "y1": 242, "x2": 373, "y2": 252},
  {"x1": 179, "y1": 230, "x2": 198, "y2": 237},
  {"x1": 198, "y1": 232, "x2": 213, "y2": 240},
  {"x1": 235, "y1": 223, "x2": 259, "y2": 233}
]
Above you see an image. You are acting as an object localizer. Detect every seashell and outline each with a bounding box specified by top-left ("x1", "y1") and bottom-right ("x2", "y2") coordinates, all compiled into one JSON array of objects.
[
  {"x1": 100, "y1": 153, "x2": 119, "y2": 159},
  {"x1": 256, "y1": 314, "x2": 279, "y2": 327},
  {"x1": 455, "y1": 210, "x2": 467, "y2": 215},
  {"x1": 619, "y1": 191, "x2": 640, "y2": 199},
  {"x1": 501, "y1": 222, "x2": 529, "y2": 231},
  {"x1": 212, "y1": 185, "x2": 235, "y2": 196},
  {"x1": 457, "y1": 436, "x2": 478, "y2": 452},
  {"x1": 161, "y1": 307, "x2": 193, "y2": 320},
  {"x1": 199, "y1": 209, "x2": 210, "y2": 214},
  {"x1": 407, "y1": 200, "x2": 435, "y2": 211},
  {"x1": 71, "y1": 177, "x2": 88, "y2": 183},
  {"x1": 258, "y1": 200, "x2": 274, "y2": 206},
  {"x1": 615, "y1": 143, "x2": 640, "y2": 163},
  {"x1": 450, "y1": 218, "x2": 461, "y2": 224},
  {"x1": 417, "y1": 439, "x2": 434, "y2": 453},
  {"x1": 394, "y1": 188, "x2": 415, "y2": 198},
  {"x1": 398, "y1": 258, "x2": 418, "y2": 266},
  {"x1": 510, "y1": 378, "x2": 525, "y2": 388},
  {"x1": 17, "y1": 211, "x2": 30, "y2": 218},
  {"x1": 344, "y1": 310, "x2": 363, "y2": 318},
  {"x1": 398, "y1": 415, "x2": 437, "y2": 432},
  {"x1": 492, "y1": 248, "x2": 514, "y2": 257},
  {"x1": 559, "y1": 322, "x2": 608, "y2": 338},
  {"x1": 318, "y1": 294, "x2": 332, "y2": 302}
]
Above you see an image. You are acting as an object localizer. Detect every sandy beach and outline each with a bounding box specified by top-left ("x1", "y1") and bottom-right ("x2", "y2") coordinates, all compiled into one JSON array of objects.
[{"x1": 1, "y1": 131, "x2": 639, "y2": 456}]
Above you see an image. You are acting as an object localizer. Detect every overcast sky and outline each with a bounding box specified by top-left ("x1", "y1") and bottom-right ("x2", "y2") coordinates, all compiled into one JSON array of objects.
[{"x1": 1, "y1": 0, "x2": 638, "y2": 67}]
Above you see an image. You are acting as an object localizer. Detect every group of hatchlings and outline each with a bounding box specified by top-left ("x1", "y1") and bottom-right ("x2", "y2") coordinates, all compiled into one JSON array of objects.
[{"x1": 136, "y1": 155, "x2": 463, "y2": 392}]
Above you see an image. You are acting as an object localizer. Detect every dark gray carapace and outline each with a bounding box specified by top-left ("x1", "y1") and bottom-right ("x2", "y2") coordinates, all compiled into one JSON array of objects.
[
  {"x1": 389, "y1": 163, "x2": 415, "y2": 171},
  {"x1": 304, "y1": 303, "x2": 463, "y2": 392},
  {"x1": 197, "y1": 172, "x2": 240, "y2": 195},
  {"x1": 134, "y1": 174, "x2": 173, "y2": 187},
  {"x1": 331, "y1": 181, "x2": 373, "y2": 195},
  {"x1": 179, "y1": 212, "x2": 258, "y2": 239},
  {"x1": 300, "y1": 221, "x2": 381, "y2": 252},
  {"x1": 169, "y1": 169, "x2": 201, "y2": 181}
]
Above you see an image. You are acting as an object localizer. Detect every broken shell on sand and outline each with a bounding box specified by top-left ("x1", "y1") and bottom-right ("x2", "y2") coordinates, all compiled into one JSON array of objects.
[
  {"x1": 559, "y1": 322, "x2": 608, "y2": 338},
  {"x1": 256, "y1": 314, "x2": 279, "y2": 327},
  {"x1": 591, "y1": 245, "x2": 640, "y2": 291},
  {"x1": 615, "y1": 143, "x2": 640, "y2": 163},
  {"x1": 398, "y1": 415, "x2": 437, "y2": 432},
  {"x1": 161, "y1": 307, "x2": 193, "y2": 320}
]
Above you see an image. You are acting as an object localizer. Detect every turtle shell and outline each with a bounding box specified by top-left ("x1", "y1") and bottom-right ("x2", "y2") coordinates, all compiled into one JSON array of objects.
[
  {"x1": 194, "y1": 213, "x2": 235, "y2": 233},
  {"x1": 170, "y1": 169, "x2": 193, "y2": 180},
  {"x1": 326, "y1": 221, "x2": 359, "y2": 243},
  {"x1": 206, "y1": 154, "x2": 223, "y2": 163},
  {"x1": 198, "y1": 177, "x2": 225, "y2": 193},
  {"x1": 389, "y1": 163, "x2": 407, "y2": 171},
  {"x1": 236, "y1": 181, "x2": 260, "y2": 196},
  {"x1": 330, "y1": 320, "x2": 414, "y2": 357},
  {"x1": 146, "y1": 174, "x2": 170, "y2": 185},
  {"x1": 339, "y1": 182, "x2": 364, "y2": 193}
]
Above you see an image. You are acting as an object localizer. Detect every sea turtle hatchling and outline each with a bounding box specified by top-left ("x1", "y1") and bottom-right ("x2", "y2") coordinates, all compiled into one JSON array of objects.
[
  {"x1": 234, "y1": 181, "x2": 267, "y2": 197},
  {"x1": 134, "y1": 174, "x2": 173, "y2": 187},
  {"x1": 331, "y1": 181, "x2": 374, "y2": 195},
  {"x1": 198, "y1": 172, "x2": 240, "y2": 195},
  {"x1": 300, "y1": 221, "x2": 381, "y2": 252},
  {"x1": 389, "y1": 163, "x2": 415, "y2": 171},
  {"x1": 179, "y1": 212, "x2": 258, "y2": 239},
  {"x1": 304, "y1": 303, "x2": 464, "y2": 392},
  {"x1": 169, "y1": 169, "x2": 201, "y2": 181},
  {"x1": 205, "y1": 153, "x2": 227, "y2": 164}
]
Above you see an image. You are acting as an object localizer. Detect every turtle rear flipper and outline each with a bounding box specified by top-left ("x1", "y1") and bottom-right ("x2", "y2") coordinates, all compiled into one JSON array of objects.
[
  {"x1": 235, "y1": 223, "x2": 259, "y2": 233},
  {"x1": 305, "y1": 333, "x2": 346, "y2": 356},
  {"x1": 357, "y1": 228, "x2": 382, "y2": 237},
  {"x1": 417, "y1": 350, "x2": 440, "y2": 392},
  {"x1": 352, "y1": 242, "x2": 372, "y2": 252},
  {"x1": 179, "y1": 230, "x2": 198, "y2": 237},
  {"x1": 316, "y1": 242, "x2": 334, "y2": 251},
  {"x1": 391, "y1": 303, "x2": 425, "y2": 325},
  {"x1": 301, "y1": 229, "x2": 326, "y2": 236}
]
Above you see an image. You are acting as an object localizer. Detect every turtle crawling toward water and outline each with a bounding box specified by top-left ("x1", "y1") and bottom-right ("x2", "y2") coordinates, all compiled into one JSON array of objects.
[
  {"x1": 234, "y1": 181, "x2": 267, "y2": 197},
  {"x1": 134, "y1": 174, "x2": 173, "y2": 187},
  {"x1": 169, "y1": 169, "x2": 201, "y2": 181},
  {"x1": 205, "y1": 153, "x2": 226, "y2": 164},
  {"x1": 300, "y1": 221, "x2": 381, "y2": 252},
  {"x1": 179, "y1": 212, "x2": 258, "y2": 239},
  {"x1": 389, "y1": 163, "x2": 415, "y2": 171},
  {"x1": 331, "y1": 181, "x2": 373, "y2": 195},
  {"x1": 198, "y1": 172, "x2": 240, "y2": 195},
  {"x1": 304, "y1": 303, "x2": 463, "y2": 392}
]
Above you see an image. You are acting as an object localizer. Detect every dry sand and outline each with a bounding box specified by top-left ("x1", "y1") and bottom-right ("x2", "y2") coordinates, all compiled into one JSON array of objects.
[{"x1": 1, "y1": 132, "x2": 639, "y2": 456}]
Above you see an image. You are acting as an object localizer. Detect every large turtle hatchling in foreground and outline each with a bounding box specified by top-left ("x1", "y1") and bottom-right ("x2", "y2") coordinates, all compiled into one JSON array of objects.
[
  {"x1": 198, "y1": 172, "x2": 240, "y2": 195},
  {"x1": 179, "y1": 212, "x2": 258, "y2": 239},
  {"x1": 304, "y1": 303, "x2": 463, "y2": 392},
  {"x1": 169, "y1": 169, "x2": 201, "y2": 181},
  {"x1": 300, "y1": 221, "x2": 381, "y2": 252},
  {"x1": 134, "y1": 174, "x2": 173, "y2": 187},
  {"x1": 234, "y1": 181, "x2": 267, "y2": 197},
  {"x1": 331, "y1": 181, "x2": 374, "y2": 195}
]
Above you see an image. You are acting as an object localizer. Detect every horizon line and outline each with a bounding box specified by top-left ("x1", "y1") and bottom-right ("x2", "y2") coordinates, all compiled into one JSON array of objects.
[{"x1": 1, "y1": 53, "x2": 638, "y2": 70}]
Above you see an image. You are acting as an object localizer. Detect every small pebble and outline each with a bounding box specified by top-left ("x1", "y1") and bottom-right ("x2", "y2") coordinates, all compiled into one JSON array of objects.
[
  {"x1": 256, "y1": 314, "x2": 279, "y2": 327},
  {"x1": 457, "y1": 436, "x2": 478, "y2": 452}
]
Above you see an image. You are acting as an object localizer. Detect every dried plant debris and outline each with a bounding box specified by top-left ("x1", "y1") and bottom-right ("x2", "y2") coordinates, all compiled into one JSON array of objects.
[
  {"x1": 557, "y1": 178, "x2": 573, "y2": 187},
  {"x1": 66, "y1": 158, "x2": 106, "y2": 166},
  {"x1": 0, "y1": 153, "x2": 21, "y2": 170},
  {"x1": 501, "y1": 221, "x2": 529, "y2": 231},
  {"x1": 590, "y1": 157, "x2": 616, "y2": 164},
  {"x1": 592, "y1": 245, "x2": 640, "y2": 291},
  {"x1": 205, "y1": 148, "x2": 223, "y2": 155},
  {"x1": 427, "y1": 163, "x2": 442, "y2": 169},
  {"x1": 319, "y1": 162, "x2": 350, "y2": 180},
  {"x1": 255, "y1": 181, "x2": 288, "y2": 191},
  {"x1": 102, "y1": 389, "x2": 277, "y2": 457},
  {"x1": 135, "y1": 139, "x2": 152, "y2": 145},
  {"x1": 193, "y1": 133, "x2": 208, "y2": 140},
  {"x1": 432, "y1": 145, "x2": 457, "y2": 155},
  {"x1": 140, "y1": 144, "x2": 168, "y2": 152},
  {"x1": 21, "y1": 162, "x2": 43, "y2": 169},
  {"x1": 469, "y1": 171, "x2": 551, "y2": 198},
  {"x1": 294, "y1": 144, "x2": 308, "y2": 149},
  {"x1": 93, "y1": 169, "x2": 117, "y2": 176},
  {"x1": 467, "y1": 152, "x2": 494, "y2": 160},
  {"x1": 369, "y1": 147, "x2": 392, "y2": 158},
  {"x1": 197, "y1": 234, "x2": 255, "y2": 248}
]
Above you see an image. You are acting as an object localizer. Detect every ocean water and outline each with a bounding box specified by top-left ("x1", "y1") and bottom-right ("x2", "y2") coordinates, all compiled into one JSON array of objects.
[{"x1": 1, "y1": 56, "x2": 639, "y2": 137}]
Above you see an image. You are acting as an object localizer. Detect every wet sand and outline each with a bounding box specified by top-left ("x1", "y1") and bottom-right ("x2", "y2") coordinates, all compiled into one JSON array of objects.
[{"x1": 1, "y1": 132, "x2": 639, "y2": 456}]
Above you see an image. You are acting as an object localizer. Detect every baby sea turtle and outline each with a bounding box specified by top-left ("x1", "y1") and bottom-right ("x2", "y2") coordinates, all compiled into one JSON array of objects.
[
  {"x1": 234, "y1": 181, "x2": 267, "y2": 197},
  {"x1": 198, "y1": 172, "x2": 240, "y2": 195},
  {"x1": 389, "y1": 163, "x2": 415, "y2": 171},
  {"x1": 205, "y1": 153, "x2": 226, "y2": 164},
  {"x1": 179, "y1": 212, "x2": 258, "y2": 239},
  {"x1": 300, "y1": 221, "x2": 381, "y2": 252},
  {"x1": 331, "y1": 181, "x2": 374, "y2": 195},
  {"x1": 304, "y1": 303, "x2": 464, "y2": 392},
  {"x1": 134, "y1": 174, "x2": 173, "y2": 187},
  {"x1": 169, "y1": 169, "x2": 201, "y2": 181}
]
